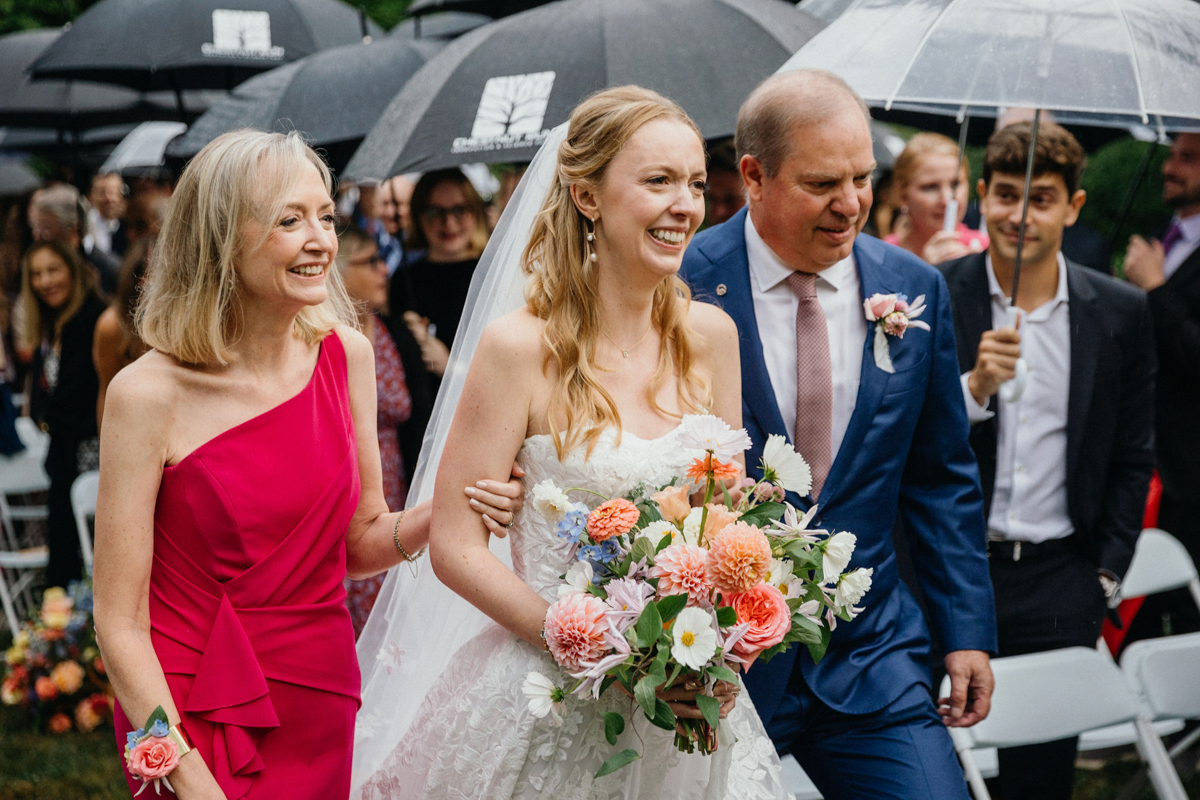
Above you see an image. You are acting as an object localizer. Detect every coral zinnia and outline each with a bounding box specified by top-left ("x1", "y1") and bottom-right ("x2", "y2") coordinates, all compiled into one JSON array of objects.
[
  {"x1": 706, "y1": 522, "x2": 772, "y2": 595},
  {"x1": 543, "y1": 593, "x2": 610, "y2": 671},
  {"x1": 586, "y1": 498, "x2": 641, "y2": 542},
  {"x1": 686, "y1": 454, "x2": 741, "y2": 483},
  {"x1": 650, "y1": 543, "x2": 711, "y2": 600}
]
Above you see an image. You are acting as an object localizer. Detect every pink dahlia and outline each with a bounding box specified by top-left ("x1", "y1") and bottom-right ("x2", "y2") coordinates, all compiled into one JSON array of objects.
[
  {"x1": 650, "y1": 543, "x2": 711, "y2": 600},
  {"x1": 543, "y1": 593, "x2": 610, "y2": 670},
  {"x1": 706, "y1": 522, "x2": 772, "y2": 595},
  {"x1": 586, "y1": 498, "x2": 641, "y2": 542}
]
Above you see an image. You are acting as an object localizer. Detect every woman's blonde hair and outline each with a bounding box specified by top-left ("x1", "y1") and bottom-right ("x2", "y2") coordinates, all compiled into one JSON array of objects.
[
  {"x1": 893, "y1": 132, "x2": 962, "y2": 194},
  {"x1": 523, "y1": 86, "x2": 711, "y2": 458},
  {"x1": 136, "y1": 129, "x2": 357, "y2": 365},
  {"x1": 18, "y1": 240, "x2": 94, "y2": 348}
]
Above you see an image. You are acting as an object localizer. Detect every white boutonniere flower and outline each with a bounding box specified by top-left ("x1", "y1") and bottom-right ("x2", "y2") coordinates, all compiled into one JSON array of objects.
[{"x1": 862, "y1": 293, "x2": 931, "y2": 373}]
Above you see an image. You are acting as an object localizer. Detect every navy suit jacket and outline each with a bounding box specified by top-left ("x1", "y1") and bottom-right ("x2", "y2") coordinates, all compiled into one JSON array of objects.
[{"x1": 680, "y1": 208, "x2": 997, "y2": 723}]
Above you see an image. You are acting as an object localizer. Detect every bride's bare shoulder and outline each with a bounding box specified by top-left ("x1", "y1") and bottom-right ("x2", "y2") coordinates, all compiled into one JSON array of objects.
[
  {"x1": 685, "y1": 299, "x2": 739, "y2": 359},
  {"x1": 475, "y1": 307, "x2": 546, "y2": 370}
]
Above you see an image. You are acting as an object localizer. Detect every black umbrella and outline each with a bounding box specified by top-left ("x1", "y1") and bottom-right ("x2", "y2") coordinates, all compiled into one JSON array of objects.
[
  {"x1": 29, "y1": 0, "x2": 382, "y2": 97},
  {"x1": 0, "y1": 160, "x2": 43, "y2": 196},
  {"x1": 406, "y1": 0, "x2": 549, "y2": 19},
  {"x1": 166, "y1": 36, "x2": 441, "y2": 172},
  {"x1": 0, "y1": 29, "x2": 218, "y2": 129},
  {"x1": 390, "y1": 11, "x2": 493, "y2": 40},
  {"x1": 344, "y1": 0, "x2": 824, "y2": 179}
]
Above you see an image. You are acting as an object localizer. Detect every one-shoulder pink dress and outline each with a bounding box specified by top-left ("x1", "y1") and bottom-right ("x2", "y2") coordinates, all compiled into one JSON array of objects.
[{"x1": 114, "y1": 332, "x2": 362, "y2": 799}]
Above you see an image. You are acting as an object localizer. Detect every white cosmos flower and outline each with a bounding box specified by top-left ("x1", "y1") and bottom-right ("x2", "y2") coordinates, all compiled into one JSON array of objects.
[
  {"x1": 680, "y1": 508, "x2": 705, "y2": 547},
  {"x1": 834, "y1": 568, "x2": 874, "y2": 609},
  {"x1": 532, "y1": 480, "x2": 572, "y2": 522},
  {"x1": 760, "y1": 435, "x2": 812, "y2": 496},
  {"x1": 822, "y1": 531, "x2": 857, "y2": 584},
  {"x1": 764, "y1": 557, "x2": 794, "y2": 589},
  {"x1": 678, "y1": 414, "x2": 752, "y2": 461},
  {"x1": 522, "y1": 672, "x2": 565, "y2": 725},
  {"x1": 558, "y1": 561, "x2": 595, "y2": 597},
  {"x1": 671, "y1": 606, "x2": 719, "y2": 670},
  {"x1": 636, "y1": 520, "x2": 679, "y2": 549},
  {"x1": 780, "y1": 575, "x2": 806, "y2": 600}
]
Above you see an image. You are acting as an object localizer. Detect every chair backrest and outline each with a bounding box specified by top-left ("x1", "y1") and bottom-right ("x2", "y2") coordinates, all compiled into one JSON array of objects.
[
  {"x1": 949, "y1": 648, "x2": 1140, "y2": 748},
  {"x1": 1120, "y1": 632, "x2": 1200, "y2": 721},
  {"x1": 13, "y1": 417, "x2": 47, "y2": 452},
  {"x1": 0, "y1": 450, "x2": 51, "y2": 495},
  {"x1": 1121, "y1": 529, "x2": 1198, "y2": 598},
  {"x1": 71, "y1": 470, "x2": 100, "y2": 575}
]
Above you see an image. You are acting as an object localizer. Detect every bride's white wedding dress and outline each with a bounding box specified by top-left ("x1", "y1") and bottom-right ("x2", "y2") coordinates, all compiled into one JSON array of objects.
[{"x1": 358, "y1": 425, "x2": 793, "y2": 800}]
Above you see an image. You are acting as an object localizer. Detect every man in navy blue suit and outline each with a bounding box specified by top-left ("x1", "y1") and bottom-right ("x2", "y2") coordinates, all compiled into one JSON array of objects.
[{"x1": 680, "y1": 70, "x2": 997, "y2": 798}]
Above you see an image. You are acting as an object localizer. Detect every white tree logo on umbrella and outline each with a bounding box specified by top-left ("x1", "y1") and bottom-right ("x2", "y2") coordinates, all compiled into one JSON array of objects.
[
  {"x1": 471, "y1": 71, "x2": 556, "y2": 137},
  {"x1": 203, "y1": 10, "x2": 285, "y2": 60}
]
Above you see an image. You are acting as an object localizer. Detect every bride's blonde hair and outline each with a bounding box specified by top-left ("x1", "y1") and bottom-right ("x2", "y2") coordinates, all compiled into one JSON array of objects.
[{"x1": 522, "y1": 86, "x2": 712, "y2": 458}]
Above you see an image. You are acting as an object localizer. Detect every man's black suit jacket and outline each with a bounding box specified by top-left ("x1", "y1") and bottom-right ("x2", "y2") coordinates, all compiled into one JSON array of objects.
[
  {"x1": 1146, "y1": 244, "x2": 1200, "y2": 509},
  {"x1": 938, "y1": 253, "x2": 1156, "y2": 579}
]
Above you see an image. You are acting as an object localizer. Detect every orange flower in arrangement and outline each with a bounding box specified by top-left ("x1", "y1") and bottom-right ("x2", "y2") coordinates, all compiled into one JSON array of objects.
[
  {"x1": 48, "y1": 712, "x2": 72, "y2": 734},
  {"x1": 726, "y1": 583, "x2": 791, "y2": 667},
  {"x1": 701, "y1": 504, "x2": 740, "y2": 540},
  {"x1": 34, "y1": 676, "x2": 57, "y2": 701},
  {"x1": 586, "y1": 498, "x2": 641, "y2": 542},
  {"x1": 707, "y1": 522, "x2": 773, "y2": 595},
  {"x1": 75, "y1": 696, "x2": 103, "y2": 732},
  {"x1": 651, "y1": 485, "x2": 691, "y2": 523},
  {"x1": 686, "y1": 454, "x2": 741, "y2": 483}
]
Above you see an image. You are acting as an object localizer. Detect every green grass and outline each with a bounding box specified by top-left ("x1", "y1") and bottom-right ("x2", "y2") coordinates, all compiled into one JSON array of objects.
[{"x1": 0, "y1": 704, "x2": 126, "y2": 800}]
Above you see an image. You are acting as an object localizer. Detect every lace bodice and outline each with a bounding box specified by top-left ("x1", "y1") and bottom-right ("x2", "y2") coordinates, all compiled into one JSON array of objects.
[{"x1": 512, "y1": 426, "x2": 693, "y2": 601}]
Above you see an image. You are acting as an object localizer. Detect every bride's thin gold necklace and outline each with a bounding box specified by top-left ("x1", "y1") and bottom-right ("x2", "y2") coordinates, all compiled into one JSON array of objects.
[{"x1": 602, "y1": 325, "x2": 655, "y2": 358}]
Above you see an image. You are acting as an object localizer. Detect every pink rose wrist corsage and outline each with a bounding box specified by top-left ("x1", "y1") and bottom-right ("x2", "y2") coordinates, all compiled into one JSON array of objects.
[{"x1": 124, "y1": 705, "x2": 191, "y2": 796}]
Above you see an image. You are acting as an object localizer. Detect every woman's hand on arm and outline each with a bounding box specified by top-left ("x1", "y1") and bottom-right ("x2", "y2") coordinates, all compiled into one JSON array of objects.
[{"x1": 93, "y1": 365, "x2": 226, "y2": 799}]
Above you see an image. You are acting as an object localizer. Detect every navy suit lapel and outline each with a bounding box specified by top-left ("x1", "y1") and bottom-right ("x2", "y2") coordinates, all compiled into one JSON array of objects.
[
  {"x1": 1065, "y1": 262, "x2": 1099, "y2": 496},
  {"x1": 699, "y1": 209, "x2": 790, "y2": 445},
  {"x1": 816, "y1": 239, "x2": 892, "y2": 505}
]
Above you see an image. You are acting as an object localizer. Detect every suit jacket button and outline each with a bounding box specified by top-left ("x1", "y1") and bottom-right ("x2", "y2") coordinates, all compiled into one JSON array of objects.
[{"x1": 716, "y1": 284, "x2": 727, "y2": 296}]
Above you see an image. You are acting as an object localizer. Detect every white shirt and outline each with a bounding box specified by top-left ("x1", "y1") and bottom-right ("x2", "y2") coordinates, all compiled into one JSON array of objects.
[
  {"x1": 745, "y1": 212, "x2": 865, "y2": 462},
  {"x1": 960, "y1": 254, "x2": 1073, "y2": 543},
  {"x1": 1164, "y1": 212, "x2": 1200, "y2": 280},
  {"x1": 84, "y1": 208, "x2": 119, "y2": 255}
]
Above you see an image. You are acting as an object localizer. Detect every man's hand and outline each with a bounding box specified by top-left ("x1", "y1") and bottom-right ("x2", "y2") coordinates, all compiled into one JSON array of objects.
[
  {"x1": 967, "y1": 326, "x2": 1021, "y2": 407},
  {"x1": 1125, "y1": 235, "x2": 1166, "y2": 291},
  {"x1": 921, "y1": 230, "x2": 974, "y2": 266},
  {"x1": 939, "y1": 650, "x2": 993, "y2": 727}
]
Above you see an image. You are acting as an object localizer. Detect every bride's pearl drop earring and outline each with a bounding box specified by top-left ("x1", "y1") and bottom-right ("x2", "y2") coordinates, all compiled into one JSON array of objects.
[{"x1": 586, "y1": 217, "x2": 597, "y2": 262}]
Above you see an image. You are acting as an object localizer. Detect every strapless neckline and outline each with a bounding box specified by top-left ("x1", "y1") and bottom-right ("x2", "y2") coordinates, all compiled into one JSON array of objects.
[
  {"x1": 521, "y1": 421, "x2": 684, "y2": 447},
  {"x1": 164, "y1": 339, "x2": 326, "y2": 472}
]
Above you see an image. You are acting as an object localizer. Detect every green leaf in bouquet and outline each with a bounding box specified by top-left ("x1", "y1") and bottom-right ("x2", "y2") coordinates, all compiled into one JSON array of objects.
[
  {"x1": 636, "y1": 601, "x2": 663, "y2": 649},
  {"x1": 706, "y1": 664, "x2": 739, "y2": 685},
  {"x1": 787, "y1": 614, "x2": 823, "y2": 645},
  {"x1": 652, "y1": 698, "x2": 677, "y2": 731},
  {"x1": 807, "y1": 628, "x2": 832, "y2": 664},
  {"x1": 586, "y1": 583, "x2": 609, "y2": 600},
  {"x1": 695, "y1": 693, "x2": 721, "y2": 729},
  {"x1": 784, "y1": 540, "x2": 819, "y2": 567},
  {"x1": 635, "y1": 675, "x2": 658, "y2": 719},
  {"x1": 636, "y1": 501, "x2": 663, "y2": 529},
  {"x1": 145, "y1": 705, "x2": 170, "y2": 731},
  {"x1": 630, "y1": 537, "x2": 658, "y2": 565},
  {"x1": 655, "y1": 535, "x2": 674, "y2": 554},
  {"x1": 786, "y1": 597, "x2": 803, "y2": 611},
  {"x1": 655, "y1": 594, "x2": 688, "y2": 624},
  {"x1": 665, "y1": 662, "x2": 682, "y2": 692},
  {"x1": 715, "y1": 605, "x2": 738, "y2": 628},
  {"x1": 756, "y1": 642, "x2": 788, "y2": 664},
  {"x1": 739, "y1": 501, "x2": 786, "y2": 528},
  {"x1": 600, "y1": 675, "x2": 618, "y2": 697},
  {"x1": 720, "y1": 480, "x2": 734, "y2": 509},
  {"x1": 603, "y1": 711, "x2": 626, "y2": 745},
  {"x1": 595, "y1": 748, "x2": 641, "y2": 777}
]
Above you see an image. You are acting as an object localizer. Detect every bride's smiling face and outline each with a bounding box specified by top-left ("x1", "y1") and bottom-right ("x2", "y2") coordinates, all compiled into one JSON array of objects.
[{"x1": 579, "y1": 118, "x2": 707, "y2": 283}]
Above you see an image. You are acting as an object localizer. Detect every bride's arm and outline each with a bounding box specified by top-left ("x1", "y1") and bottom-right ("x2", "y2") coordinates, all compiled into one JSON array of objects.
[{"x1": 429, "y1": 316, "x2": 551, "y2": 648}]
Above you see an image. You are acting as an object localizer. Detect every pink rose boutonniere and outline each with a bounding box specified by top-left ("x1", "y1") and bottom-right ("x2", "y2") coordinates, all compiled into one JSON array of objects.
[{"x1": 862, "y1": 293, "x2": 930, "y2": 373}]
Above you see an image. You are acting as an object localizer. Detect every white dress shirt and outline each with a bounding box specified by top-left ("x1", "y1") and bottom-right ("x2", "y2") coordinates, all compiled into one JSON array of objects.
[
  {"x1": 85, "y1": 208, "x2": 119, "y2": 255},
  {"x1": 745, "y1": 213, "x2": 866, "y2": 463},
  {"x1": 1164, "y1": 212, "x2": 1200, "y2": 280},
  {"x1": 960, "y1": 254, "x2": 1073, "y2": 543}
]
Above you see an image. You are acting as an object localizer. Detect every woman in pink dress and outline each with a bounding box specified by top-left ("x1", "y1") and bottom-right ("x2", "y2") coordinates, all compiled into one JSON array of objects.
[{"x1": 92, "y1": 130, "x2": 522, "y2": 800}]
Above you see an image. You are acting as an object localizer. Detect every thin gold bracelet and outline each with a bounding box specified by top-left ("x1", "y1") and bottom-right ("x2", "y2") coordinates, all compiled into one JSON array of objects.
[{"x1": 392, "y1": 510, "x2": 426, "y2": 563}]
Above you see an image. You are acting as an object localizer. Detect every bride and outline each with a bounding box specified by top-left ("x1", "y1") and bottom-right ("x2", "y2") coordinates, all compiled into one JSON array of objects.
[{"x1": 354, "y1": 86, "x2": 792, "y2": 800}]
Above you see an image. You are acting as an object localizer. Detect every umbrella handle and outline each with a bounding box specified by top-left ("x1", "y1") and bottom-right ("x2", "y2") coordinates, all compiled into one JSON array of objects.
[{"x1": 999, "y1": 305, "x2": 1027, "y2": 403}]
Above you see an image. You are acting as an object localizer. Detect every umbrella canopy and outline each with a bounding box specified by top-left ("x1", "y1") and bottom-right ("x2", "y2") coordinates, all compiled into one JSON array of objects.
[
  {"x1": 406, "y1": 0, "x2": 548, "y2": 18},
  {"x1": 780, "y1": 0, "x2": 1200, "y2": 133},
  {"x1": 167, "y1": 36, "x2": 441, "y2": 168},
  {"x1": 0, "y1": 160, "x2": 43, "y2": 196},
  {"x1": 100, "y1": 121, "x2": 188, "y2": 176},
  {"x1": 29, "y1": 0, "x2": 382, "y2": 92},
  {"x1": 0, "y1": 28, "x2": 219, "y2": 129},
  {"x1": 390, "y1": 11, "x2": 492, "y2": 40},
  {"x1": 345, "y1": 0, "x2": 824, "y2": 179}
]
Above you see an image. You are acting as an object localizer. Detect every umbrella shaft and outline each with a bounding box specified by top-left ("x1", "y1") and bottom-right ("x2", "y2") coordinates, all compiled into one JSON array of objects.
[{"x1": 1010, "y1": 108, "x2": 1041, "y2": 307}]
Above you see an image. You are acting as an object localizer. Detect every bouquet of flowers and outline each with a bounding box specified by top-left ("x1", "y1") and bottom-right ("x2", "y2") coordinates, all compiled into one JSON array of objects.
[
  {"x1": 2, "y1": 581, "x2": 113, "y2": 734},
  {"x1": 523, "y1": 415, "x2": 873, "y2": 776}
]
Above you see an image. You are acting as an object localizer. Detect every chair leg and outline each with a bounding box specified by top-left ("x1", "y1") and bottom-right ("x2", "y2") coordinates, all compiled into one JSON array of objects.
[
  {"x1": 1135, "y1": 718, "x2": 1189, "y2": 800},
  {"x1": 0, "y1": 568, "x2": 21, "y2": 634},
  {"x1": 1168, "y1": 725, "x2": 1200, "y2": 759},
  {"x1": 950, "y1": 728, "x2": 992, "y2": 800}
]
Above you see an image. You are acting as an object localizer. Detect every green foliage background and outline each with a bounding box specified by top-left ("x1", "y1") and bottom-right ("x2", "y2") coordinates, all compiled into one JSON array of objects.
[{"x1": 1, "y1": 0, "x2": 413, "y2": 35}]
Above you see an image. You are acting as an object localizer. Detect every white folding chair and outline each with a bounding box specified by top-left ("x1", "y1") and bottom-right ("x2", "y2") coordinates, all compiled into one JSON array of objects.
[
  {"x1": 1120, "y1": 632, "x2": 1200, "y2": 800},
  {"x1": 0, "y1": 442, "x2": 51, "y2": 631},
  {"x1": 779, "y1": 754, "x2": 823, "y2": 800},
  {"x1": 942, "y1": 647, "x2": 1147, "y2": 800},
  {"x1": 71, "y1": 470, "x2": 100, "y2": 576},
  {"x1": 1080, "y1": 528, "x2": 1200, "y2": 752}
]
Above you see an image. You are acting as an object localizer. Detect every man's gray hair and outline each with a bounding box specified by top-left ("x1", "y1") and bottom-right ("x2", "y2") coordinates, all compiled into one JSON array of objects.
[
  {"x1": 735, "y1": 69, "x2": 871, "y2": 178},
  {"x1": 32, "y1": 184, "x2": 86, "y2": 233}
]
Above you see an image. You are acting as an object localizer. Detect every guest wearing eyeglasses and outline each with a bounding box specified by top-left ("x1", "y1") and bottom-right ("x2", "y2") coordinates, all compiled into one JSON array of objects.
[{"x1": 388, "y1": 169, "x2": 490, "y2": 380}]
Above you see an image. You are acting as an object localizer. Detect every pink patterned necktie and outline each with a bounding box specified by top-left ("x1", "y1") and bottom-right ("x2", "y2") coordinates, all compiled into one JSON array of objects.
[{"x1": 786, "y1": 270, "x2": 832, "y2": 498}]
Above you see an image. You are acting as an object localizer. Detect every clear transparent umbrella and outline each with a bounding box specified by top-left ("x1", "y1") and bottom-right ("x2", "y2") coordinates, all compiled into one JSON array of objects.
[{"x1": 781, "y1": 0, "x2": 1200, "y2": 402}]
